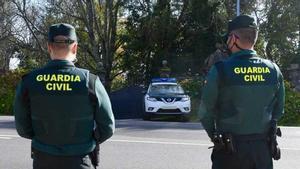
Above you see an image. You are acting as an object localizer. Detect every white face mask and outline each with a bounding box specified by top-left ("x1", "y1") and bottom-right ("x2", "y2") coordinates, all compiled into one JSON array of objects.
[
  {"x1": 67, "y1": 55, "x2": 77, "y2": 63},
  {"x1": 72, "y1": 57, "x2": 78, "y2": 63}
]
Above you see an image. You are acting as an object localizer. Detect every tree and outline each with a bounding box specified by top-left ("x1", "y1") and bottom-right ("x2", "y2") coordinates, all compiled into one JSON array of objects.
[
  {"x1": 10, "y1": 0, "x2": 49, "y2": 69},
  {"x1": 1, "y1": 0, "x2": 299, "y2": 91},
  {"x1": 260, "y1": 0, "x2": 299, "y2": 71},
  {"x1": 45, "y1": 0, "x2": 124, "y2": 92},
  {"x1": 122, "y1": 0, "x2": 221, "y2": 85},
  {"x1": 5, "y1": 0, "x2": 125, "y2": 92},
  {"x1": 0, "y1": 1, "x2": 16, "y2": 72}
]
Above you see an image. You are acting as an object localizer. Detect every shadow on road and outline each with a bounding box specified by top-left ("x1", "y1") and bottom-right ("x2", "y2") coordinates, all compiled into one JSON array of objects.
[
  {"x1": 0, "y1": 121, "x2": 16, "y2": 129},
  {"x1": 116, "y1": 119, "x2": 204, "y2": 131},
  {"x1": 0, "y1": 116, "x2": 205, "y2": 131}
]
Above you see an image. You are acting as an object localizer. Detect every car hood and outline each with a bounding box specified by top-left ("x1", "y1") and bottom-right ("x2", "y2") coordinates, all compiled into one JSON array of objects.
[{"x1": 147, "y1": 93, "x2": 188, "y2": 98}]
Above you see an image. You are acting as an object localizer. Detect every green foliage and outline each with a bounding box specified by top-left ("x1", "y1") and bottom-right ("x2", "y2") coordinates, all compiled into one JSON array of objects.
[
  {"x1": 0, "y1": 69, "x2": 27, "y2": 115},
  {"x1": 111, "y1": 74, "x2": 128, "y2": 92},
  {"x1": 279, "y1": 81, "x2": 300, "y2": 126},
  {"x1": 179, "y1": 76, "x2": 205, "y2": 98},
  {"x1": 122, "y1": 0, "x2": 221, "y2": 85},
  {"x1": 188, "y1": 98, "x2": 201, "y2": 122},
  {"x1": 179, "y1": 77, "x2": 205, "y2": 121},
  {"x1": 260, "y1": 0, "x2": 299, "y2": 68},
  {"x1": 19, "y1": 58, "x2": 41, "y2": 70}
]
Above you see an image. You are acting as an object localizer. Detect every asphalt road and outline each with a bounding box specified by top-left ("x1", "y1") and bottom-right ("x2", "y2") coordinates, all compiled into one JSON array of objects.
[{"x1": 1, "y1": 116, "x2": 300, "y2": 169}]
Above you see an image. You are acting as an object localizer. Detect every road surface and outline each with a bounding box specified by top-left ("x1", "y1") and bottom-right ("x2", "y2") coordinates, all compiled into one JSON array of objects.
[{"x1": 1, "y1": 116, "x2": 300, "y2": 169}]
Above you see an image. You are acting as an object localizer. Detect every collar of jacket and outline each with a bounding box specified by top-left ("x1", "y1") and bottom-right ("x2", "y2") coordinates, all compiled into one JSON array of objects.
[
  {"x1": 230, "y1": 49, "x2": 257, "y2": 58},
  {"x1": 46, "y1": 59, "x2": 75, "y2": 68}
]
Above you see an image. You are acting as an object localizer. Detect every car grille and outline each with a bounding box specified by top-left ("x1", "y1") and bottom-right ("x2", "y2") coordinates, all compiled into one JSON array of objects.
[
  {"x1": 175, "y1": 98, "x2": 182, "y2": 101},
  {"x1": 154, "y1": 97, "x2": 182, "y2": 102},
  {"x1": 163, "y1": 98, "x2": 174, "y2": 103},
  {"x1": 155, "y1": 98, "x2": 163, "y2": 101},
  {"x1": 157, "y1": 108, "x2": 182, "y2": 113}
]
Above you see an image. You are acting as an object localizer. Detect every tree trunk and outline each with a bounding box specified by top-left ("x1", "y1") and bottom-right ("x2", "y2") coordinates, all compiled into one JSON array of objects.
[{"x1": 101, "y1": 0, "x2": 120, "y2": 92}]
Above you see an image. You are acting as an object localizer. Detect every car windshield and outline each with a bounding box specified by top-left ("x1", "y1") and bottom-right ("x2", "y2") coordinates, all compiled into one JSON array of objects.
[{"x1": 149, "y1": 84, "x2": 184, "y2": 95}]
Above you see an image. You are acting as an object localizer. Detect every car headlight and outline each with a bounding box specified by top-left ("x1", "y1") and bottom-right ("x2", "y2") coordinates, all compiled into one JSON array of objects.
[
  {"x1": 147, "y1": 97, "x2": 157, "y2": 102},
  {"x1": 181, "y1": 97, "x2": 190, "y2": 102}
]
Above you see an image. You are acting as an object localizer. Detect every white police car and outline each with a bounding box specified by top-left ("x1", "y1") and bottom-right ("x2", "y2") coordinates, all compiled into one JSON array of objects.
[{"x1": 143, "y1": 78, "x2": 191, "y2": 121}]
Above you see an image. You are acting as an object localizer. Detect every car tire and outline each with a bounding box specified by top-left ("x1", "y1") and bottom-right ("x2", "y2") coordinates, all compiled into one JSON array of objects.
[{"x1": 142, "y1": 101, "x2": 151, "y2": 120}]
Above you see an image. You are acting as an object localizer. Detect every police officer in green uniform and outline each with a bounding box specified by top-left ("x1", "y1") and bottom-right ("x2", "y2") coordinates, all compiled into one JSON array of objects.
[
  {"x1": 198, "y1": 15, "x2": 285, "y2": 169},
  {"x1": 159, "y1": 60, "x2": 171, "y2": 78},
  {"x1": 203, "y1": 42, "x2": 228, "y2": 75},
  {"x1": 14, "y1": 23, "x2": 115, "y2": 169}
]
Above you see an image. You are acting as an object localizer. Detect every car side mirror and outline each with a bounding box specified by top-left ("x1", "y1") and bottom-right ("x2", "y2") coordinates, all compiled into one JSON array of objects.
[
  {"x1": 185, "y1": 91, "x2": 190, "y2": 95},
  {"x1": 142, "y1": 90, "x2": 147, "y2": 94}
]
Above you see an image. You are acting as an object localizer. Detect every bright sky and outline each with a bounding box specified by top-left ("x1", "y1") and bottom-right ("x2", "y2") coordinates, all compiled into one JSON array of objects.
[{"x1": 9, "y1": 58, "x2": 20, "y2": 70}]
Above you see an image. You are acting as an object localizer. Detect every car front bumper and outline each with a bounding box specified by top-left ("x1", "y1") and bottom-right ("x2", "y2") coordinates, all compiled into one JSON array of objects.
[{"x1": 145, "y1": 100, "x2": 191, "y2": 115}]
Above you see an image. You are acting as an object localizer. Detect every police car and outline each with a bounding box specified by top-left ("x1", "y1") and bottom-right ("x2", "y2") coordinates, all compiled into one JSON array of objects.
[{"x1": 143, "y1": 78, "x2": 191, "y2": 121}]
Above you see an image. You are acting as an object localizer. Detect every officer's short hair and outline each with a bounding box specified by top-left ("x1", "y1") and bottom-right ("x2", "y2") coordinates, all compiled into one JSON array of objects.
[
  {"x1": 233, "y1": 27, "x2": 258, "y2": 45},
  {"x1": 48, "y1": 35, "x2": 76, "y2": 51},
  {"x1": 49, "y1": 41, "x2": 74, "y2": 51}
]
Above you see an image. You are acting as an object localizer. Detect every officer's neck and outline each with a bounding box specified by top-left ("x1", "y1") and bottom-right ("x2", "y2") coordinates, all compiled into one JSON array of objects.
[
  {"x1": 231, "y1": 44, "x2": 254, "y2": 54},
  {"x1": 50, "y1": 54, "x2": 76, "y2": 62}
]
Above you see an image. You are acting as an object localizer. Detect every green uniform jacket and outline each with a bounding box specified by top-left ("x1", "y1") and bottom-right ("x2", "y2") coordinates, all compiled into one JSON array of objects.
[
  {"x1": 14, "y1": 60, "x2": 115, "y2": 156},
  {"x1": 198, "y1": 50, "x2": 285, "y2": 138}
]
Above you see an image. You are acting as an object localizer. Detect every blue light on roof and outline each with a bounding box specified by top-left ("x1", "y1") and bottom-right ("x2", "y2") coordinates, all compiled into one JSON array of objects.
[{"x1": 151, "y1": 78, "x2": 177, "y2": 83}]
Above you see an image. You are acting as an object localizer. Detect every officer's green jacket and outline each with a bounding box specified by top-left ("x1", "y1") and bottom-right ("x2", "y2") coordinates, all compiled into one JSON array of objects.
[
  {"x1": 14, "y1": 60, "x2": 115, "y2": 156},
  {"x1": 198, "y1": 50, "x2": 285, "y2": 138}
]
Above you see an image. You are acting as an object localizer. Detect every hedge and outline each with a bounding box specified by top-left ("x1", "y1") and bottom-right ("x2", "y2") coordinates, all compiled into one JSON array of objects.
[
  {"x1": 0, "y1": 69, "x2": 27, "y2": 115},
  {"x1": 278, "y1": 82, "x2": 300, "y2": 126}
]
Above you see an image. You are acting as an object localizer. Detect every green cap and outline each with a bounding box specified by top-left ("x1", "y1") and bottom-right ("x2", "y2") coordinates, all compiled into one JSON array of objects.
[
  {"x1": 228, "y1": 15, "x2": 257, "y2": 33},
  {"x1": 222, "y1": 15, "x2": 257, "y2": 42},
  {"x1": 48, "y1": 23, "x2": 77, "y2": 44}
]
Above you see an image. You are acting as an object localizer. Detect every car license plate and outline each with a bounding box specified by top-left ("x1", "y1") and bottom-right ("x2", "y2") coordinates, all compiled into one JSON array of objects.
[{"x1": 162, "y1": 106, "x2": 176, "y2": 109}]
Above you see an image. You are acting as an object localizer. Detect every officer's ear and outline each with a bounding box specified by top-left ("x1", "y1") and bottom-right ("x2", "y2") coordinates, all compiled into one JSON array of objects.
[
  {"x1": 226, "y1": 34, "x2": 233, "y2": 46},
  {"x1": 70, "y1": 43, "x2": 78, "y2": 55},
  {"x1": 227, "y1": 33, "x2": 238, "y2": 46},
  {"x1": 47, "y1": 43, "x2": 53, "y2": 54}
]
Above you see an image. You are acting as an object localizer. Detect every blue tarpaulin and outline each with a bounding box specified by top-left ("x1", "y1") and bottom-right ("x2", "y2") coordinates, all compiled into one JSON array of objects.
[{"x1": 110, "y1": 86, "x2": 145, "y2": 119}]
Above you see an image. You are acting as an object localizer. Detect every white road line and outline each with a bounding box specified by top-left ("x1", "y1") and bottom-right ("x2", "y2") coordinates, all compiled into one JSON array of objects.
[
  {"x1": 0, "y1": 134, "x2": 19, "y2": 140},
  {"x1": 109, "y1": 139, "x2": 300, "y2": 151},
  {"x1": 109, "y1": 139, "x2": 212, "y2": 146},
  {"x1": 0, "y1": 134, "x2": 20, "y2": 138},
  {"x1": 1, "y1": 134, "x2": 300, "y2": 151},
  {"x1": 281, "y1": 148, "x2": 300, "y2": 151},
  {"x1": 279, "y1": 126, "x2": 300, "y2": 129}
]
